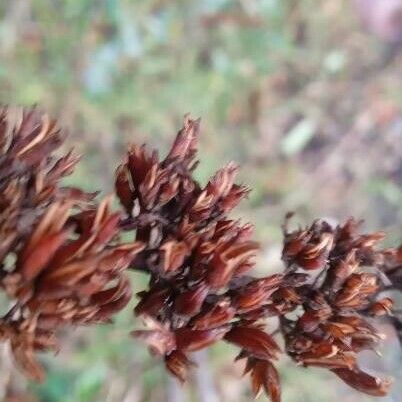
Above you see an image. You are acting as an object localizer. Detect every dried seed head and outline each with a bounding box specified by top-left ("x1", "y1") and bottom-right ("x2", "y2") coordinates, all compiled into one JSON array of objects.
[
  {"x1": 118, "y1": 117, "x2": 283, "y2": 398},
  {"x1": 117, "y1": 117, "x2": 396, "y2": 400},
  {"x1": 0, "y1": 107, "x2": 396, "y2": 401},
  {"x1": 0, "y1": 198, "x2": 143, "y2": 380},
  {"x1": 0, "y1": 107, "x2": 97, "y2": 268},
  {"x1": 0, "y1": 107, "x2": 142, "y2": 380},
  {"x1": 279, "y1": 217, "x2": 393, "y2": 397}
]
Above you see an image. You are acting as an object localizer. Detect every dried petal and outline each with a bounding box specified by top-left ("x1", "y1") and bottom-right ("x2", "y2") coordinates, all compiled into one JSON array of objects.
[
  {"x1": 174, "y1": 282, "x2": 209, "y2": 316},
  {"x1": 175, "y1": 327, "x2": 229, "y2": 352},
  {"x1": 165, "y1": 350, "x2": 196, "y2": 383},
  {"x1": 225, "y1": 326, "x2": 281, "y2": 361},
  {"x1": 249, "y1": 359, "x2": 281, "y2": 402},
  {"x1": 332, "y1": 368, "x2": 392, "y2": 397}
]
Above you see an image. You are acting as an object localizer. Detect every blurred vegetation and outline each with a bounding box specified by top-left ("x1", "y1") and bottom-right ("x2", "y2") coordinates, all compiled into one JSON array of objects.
[{"x1": 1, "y1": 0, "x2": 402, "y2": 401}]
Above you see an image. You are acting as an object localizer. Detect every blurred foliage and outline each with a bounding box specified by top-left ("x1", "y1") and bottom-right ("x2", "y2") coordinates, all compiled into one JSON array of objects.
[{"x1": 1, "y1": 0, "x2": 402, "y2": 401}]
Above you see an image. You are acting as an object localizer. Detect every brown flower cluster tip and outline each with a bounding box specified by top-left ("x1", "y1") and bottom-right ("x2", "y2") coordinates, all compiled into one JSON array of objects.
[
  {"x1": 116, "y1": 117, "x2": 286, "y2": 399},
  {"x1": 0, "y1": 106, "x2": 143, "y2": 381},
  {"x1": 0, "y1": 107, "x2": 96, "y2": 264},
  {"x1": 280, "y1": 217, "x2": 393, "y2": 397}
]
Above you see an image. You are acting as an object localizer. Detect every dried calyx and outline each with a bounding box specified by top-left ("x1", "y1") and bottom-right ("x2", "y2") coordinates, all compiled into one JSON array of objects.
[{"x1": 0, "y1": 107, "x2": 400, "y2": 401}]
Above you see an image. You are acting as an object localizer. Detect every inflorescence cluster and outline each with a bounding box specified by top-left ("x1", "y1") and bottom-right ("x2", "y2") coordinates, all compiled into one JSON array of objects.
[{"x1": 0, "y1": 107, "x2": 400, "y2": 400}]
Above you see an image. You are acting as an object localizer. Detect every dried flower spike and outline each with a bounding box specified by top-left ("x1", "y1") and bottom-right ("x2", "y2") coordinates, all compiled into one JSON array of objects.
[
  {"x1": 115, "y1": 117, "x2": 397, "y2": 401},
  {"x1": 0, "y1": 106, "x2": 397, "y2": 401},
  {"x1": 0, "y1": 107, "x2": 96, "y2": 266},
  {"x1": 0, "y1": 197, "x2": 143, "y2": 381},
  {"x1": 116, "y1": 117, "x2": 285, "y2": 400},
  {"x1": 0, "y1": 106, "x2": 142, "y2": 381},
  {"x1": 280, "y1": 217, "x2": 393, "y2": 397}
]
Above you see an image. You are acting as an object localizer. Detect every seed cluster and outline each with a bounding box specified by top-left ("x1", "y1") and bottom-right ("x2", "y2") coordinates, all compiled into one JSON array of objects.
[
  {"x1": 0, "y1": 107, "x2": 400, "y2": 401},
  {"x1": 280, "y1": 217, "x2": 393, "y2": 397},
  {"x1": 0, "y1": 108, "x2": 142, "y2": 380}
]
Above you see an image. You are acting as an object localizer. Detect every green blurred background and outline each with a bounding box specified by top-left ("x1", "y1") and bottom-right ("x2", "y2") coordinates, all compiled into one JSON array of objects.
[{"x1": 1, "y1": 0, "x2": 402, "y2": 401}]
